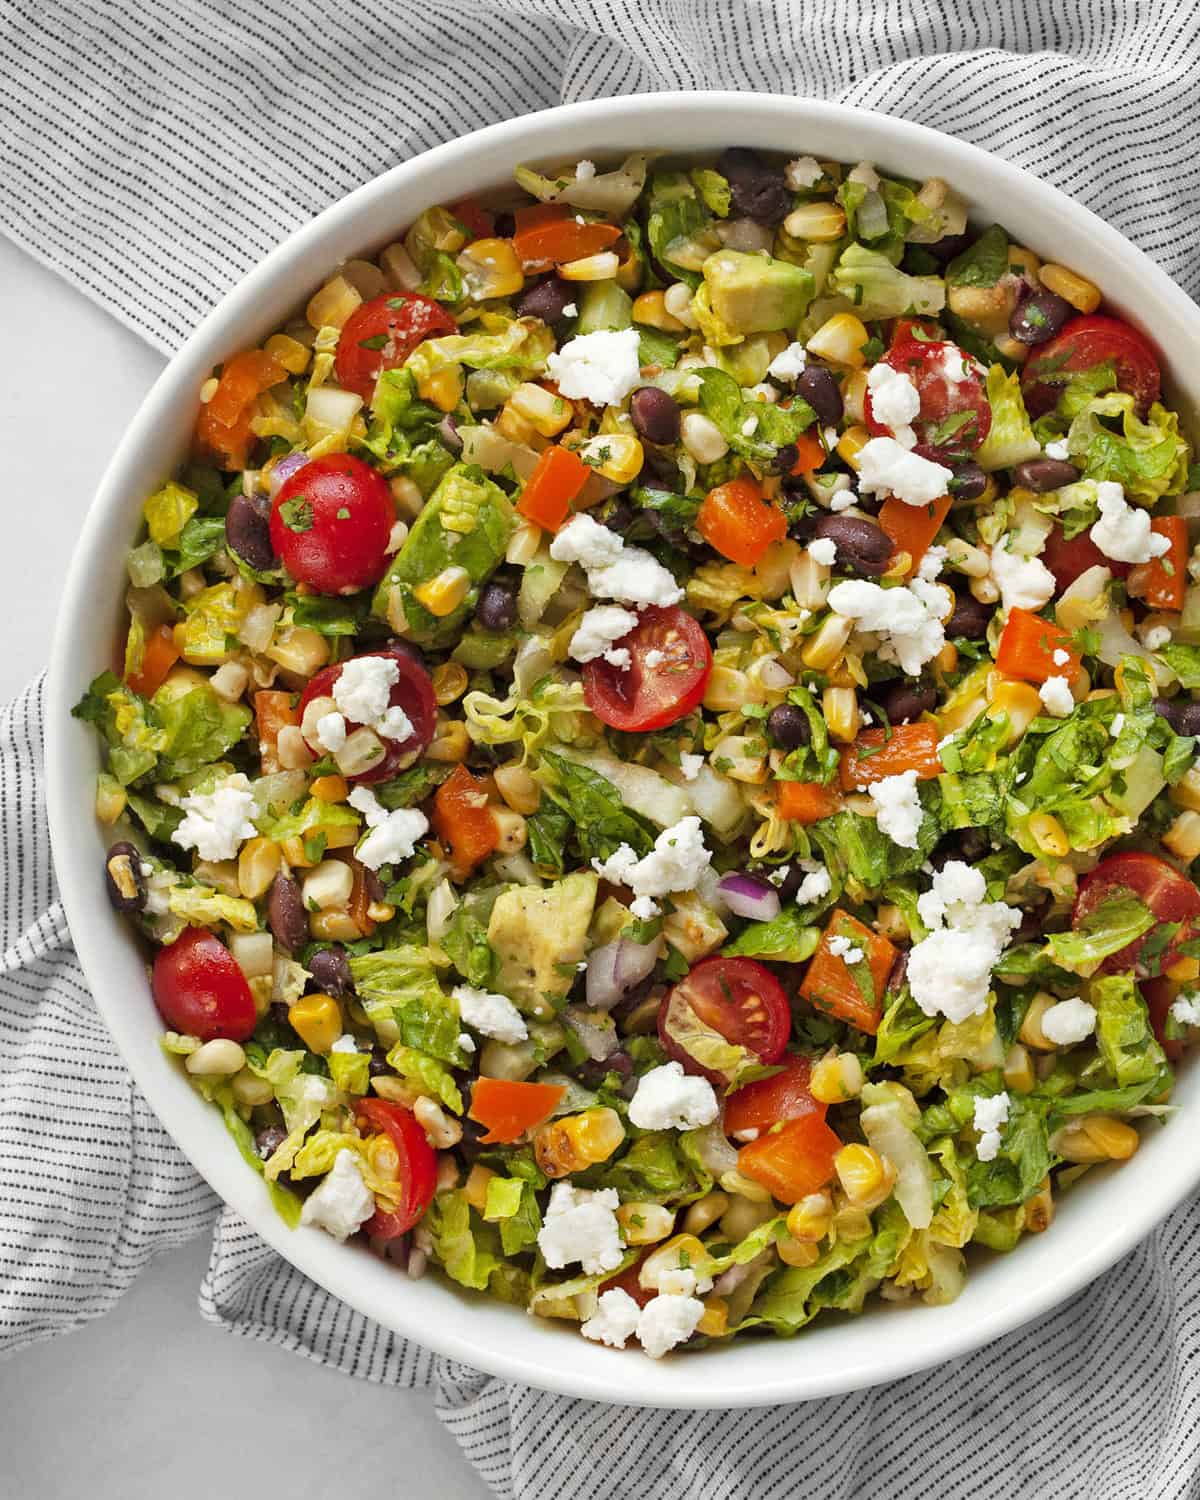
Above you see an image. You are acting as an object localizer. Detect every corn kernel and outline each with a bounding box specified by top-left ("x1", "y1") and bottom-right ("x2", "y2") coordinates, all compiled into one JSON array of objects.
[
  {"x1": 309, "y1": 910, "x2": 363, "y2": 942},
  {"x1": 682, "y1": 1192, "x2": 730, "y2": 1237},
  {"x1": 1164, "y1": 809, "x2": 1200, "y2": 863},
  {"x1": 697, "y1": 1295, "x2": 729, "y2": 1338},
  {"x1": 841, "y1": 367, "x2": 868, "y2": 423},
  {"x1": 822, "y1": 685, "x2": 860, "y2": 744},
  {"x1": 509, "y1": 382, "x2": 573, "y2": 437},
  {"x1": 786, "y1": 1191, "x2": 834, "y2": 1244},
  {"x1": 1019, "y1": 991, "x2": 1057, "y2": 1052},
  {"x1": 1028, "y1": 811, "x2": 1070, "y2": 858},
  {"x1": 777, "y1": 1232, "x2": 821, "y2": 1267},
  {"x1": 664, "y1": 283, "x2": 699, "y2": 328},
  {"x1": 1054, "y1": 1114, "x2": 1139, "y2": 1163},
  {"x1": 806, "y1": 312, "x2": 870, "y2": 368},
  {"x1": 494, "y1": 762, "x2": 541, "y2": 815},
  {"x1": 639, "y1": 1235, "x2": 712, "y2": 1293},
  {"x1": 577, "y1": 433, "x2": 644, "y2": 485},
  {"x1": 425, "y1": 719, "x2": 471, "y2": 763},
  {"x1": 615, "y1": 1202, "x2": 676, "y2": 1245},
  {"x1": 306, "y1": 275, "x2": 362, "y2": 331},
  {"x1": 414, "y1": 1094, "x2": 463, "y2": 1149},
  {"x1": 495, "y1": 402, "x2": 539, "y2": 446},
  {"x1": 237, "y1": 837, "x2": 281, "y2": 901},
  {"x1": 288, "y1": 993, "x2": 342, "y2": 1054},
  {"x1": 334, "y1": 727, "x2": 386, "y2": 778},
  {"x1": 680, "y1": 411, "x2": 729, "y2": 465},
  {"x1": 380, "y1": 240, "x2": 423, "y2": 292},
  {"x1": 456, "y1": 237, "x2": 524, "y2": 301},
  {"x1": 987, "y1": 678, "x2": 1043, "y2": 743},
  {"x1": 1167, "y1": 955, "x2": 1200, "y2": 983},
  {"x1": 265, "y1": 625, "x2": 330, "y2": 677},
  {"x1": 809, "y1": 1051, "x2": 864, "y2": 1105},
  {"x1": 559, "y1": 250, "x2": 620, "y2": 281},
  {"x1": 801, "y1": 612, "x2": 854, "y2": 671},
  {"x1": 836, "y1": 424, "x2": 870, "y2": 469},
  {"x1": 1003, "y1": 1042, "x2": 1036, "y2": 1093},
  {"x1": 719, "y1": 1169, "x2": 772, "y2": 1204},
  {"x1": 970, "y1": 573, "x2": 1001, "y2": 605},
  {"x1": 464, "y1": 1164, "x2": 495, "y2": 1213},
  {"x1": 429, "y1": 661, "x2": 469, "y2": 707},
  {"x1": 947, "y1": 282, "x2": 1012, "y2": 337},
  {"x1": 632, "y1": 290, "x2": 686, "y2": 332},
  {"x1": 834, "y1": 1143, "x2": 897, "y2": 1211},
  {"x1": 1024, "y1": 1177, "x2": 1054, "y2": 1233},
  {"x1": 1170, "y1": 765, "x2": 1200, "y2": 814},
  {"x1": 1039, "y1": 263, "x2": 1102, "y2": 314},
  {"x1": 415, "y1": 565, "x2": 471, "y2": 617},
  {"x1": 534, "y1": 1107, "x2": 625, "y2": 1177},
  {"x1": 506, "y1": 519, "x2": 542, "y2": 565},
  {"x1": 310, "y1": 774, "x2": 348, "y2": 804},
  {"x1": 783, "y1": 202, "x2": 847, "y2": 242}
]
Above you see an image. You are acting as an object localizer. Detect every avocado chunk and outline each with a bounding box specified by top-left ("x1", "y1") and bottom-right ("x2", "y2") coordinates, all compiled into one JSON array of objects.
[
  {"x1": 487, "y1": 871, "x2": 598, "y2": 1011},
  {"x1": 701, "y1": 249, "x2": 814, "y2": 335},
  {"x1": 371, "y1": 463, "x2": 514, "y2": 648}
]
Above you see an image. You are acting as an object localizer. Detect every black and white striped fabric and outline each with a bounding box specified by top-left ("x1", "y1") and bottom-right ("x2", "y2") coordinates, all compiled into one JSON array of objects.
[{"x1": 4, "y1": 3, "x2": 1200, "y2": 1494}]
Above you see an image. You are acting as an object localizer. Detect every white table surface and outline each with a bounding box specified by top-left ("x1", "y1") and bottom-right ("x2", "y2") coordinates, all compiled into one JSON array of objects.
[{"x1": 0, "y1": 235, "x2": 490, "y2": 1500}]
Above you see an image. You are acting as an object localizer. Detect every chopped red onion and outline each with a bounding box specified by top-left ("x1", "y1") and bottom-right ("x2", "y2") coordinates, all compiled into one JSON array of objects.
[
  {"x1": 438, "y1": 413, "x2": 462, "y2": 451},
  {"x1": 586, "y1": 937, "x2": 659, "y2": 1011},
  {"x1": 267, "y1": 450, "x2": 309, "y2": 498},
  {"x1": 717, "y1": 872, "x2": 781, "y2": 922}
]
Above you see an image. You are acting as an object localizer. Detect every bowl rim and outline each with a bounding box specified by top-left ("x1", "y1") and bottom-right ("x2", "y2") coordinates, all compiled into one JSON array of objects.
[{"x1": 45, "y1": 89, "x2": 1200, "y2": 1408}]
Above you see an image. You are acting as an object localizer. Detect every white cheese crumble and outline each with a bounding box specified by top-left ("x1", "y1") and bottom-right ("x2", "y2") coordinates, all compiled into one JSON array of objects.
[
  {"x1": 592, "y1": 815, "x2": 712, "y2": 921},
  {"x1": 826, "y1": 578, "x2": 949, "y2": 676},
  {"x1": 545, "y1": 328, "x2": 642, "y2": 408},
  {"x1": 574, "y1": 159, "x2": 597, "y2": 180},
  {"x1": 784, "y1": 155, "x2": 823, "y2": 190},
  {"x1": 347, "y1": 785, "x2": 430, "y2": 870},
  {"x1": 855, "y1": 437, "x2": 954, "y2": 507},
  {"x1": 940, "y1": 345, "x2": 971, "y2": 385},
  {"x1": 1038, "y1": 675, "x2": 1075, "y2": 718},
  {"x1": 808, "y1": 536, "x2": 837, "y2": 566},
  {"x1": 829, "y1": 489, "x2": 856, "y2": 512},
  {"x1": 973, "y1": 1092, "x2": 1010, "y2": 1163},
  {"x1": 643, "y1": 648, "x2": 665, "y2": 668},
  {"x1": 828, "y1": 933, "x2": 864, "y2": 964},
  {"x1": 315, "y1": 711, "x2": 348, "y2": 753},
  {"x1": 848, "y1": 162, "x2": 882, "y2": 190},
  {"x1": 1052, "y1": 647, "x2": 1070, "y2": 666},
  {"x1": 868, "y1": 769, "x2": 924, "y2": 849},
  {"x1": 908, "y1": 861, "x2": 1021, "y2": 1024},
  {"x1": 1141, "y1": 624, "x2": 1172, "y2": 651},
  {"x1": 330, "y1": 1034, "x2": 358, "y2": 1054},
  {"x1": 550, "y1": 514, "x2": 682, "y2": 608},
  {"x1": 1090, "y1": 481, "x2": 1171, "y2": 564},
  {"x1": 866, "y1": 363, "x2": 921, "y2": 449},
  {"x1": 581, "y1": 1288, "x2": 641, "y2": 1348},
  {"x1": 452, "y1": 984, "x2": 528, "y2": 1044},
  {"x1": 1111, "y1": 712, "x2": 1126, "y2": 737},
  {"x1": 919, "y1": 544, "x2": 947, "y2": 582},
  {"x1": 173, "y1": 773, "x2": 259, "y2": 862},
  {"x1": 678, "y1": 752, "x2": 704, "y2": 781},
  {"x1": 568, "y1": 604, "x2": 639, "y2": 667},
  {"x1": 333, "y1": 655, "x2": 399, "y2": 725},
  {"x1": 376, "y1": 704, "x2": 415, "y2": 742},
  {"x1": 562, "y1": 302, "x2": 578, "y2": 318},
  {"x1": 989, "y1": 539, "x2": 1056, "y2": 614},
  {"x1": 300, "y1": 1150, "x2": 376, "y2": 1241},
  {"x1": 741, "y1": 414, "x2": 759, "y2": 436},
  {"x1": 1170, "y1": 994, "x2": 1200, "y2": 1028},
  {"x1": 1041, "y1": 997, "x2": 1097, "y2": 1046},
  {"x1": 636, "y1": 1292, "x2": 705, "y2": 1359},
  {"x1": 628, "y1": 1061, "x2": 720, "y2": 1131},
  {"x1": 537, "y1": 1184, "x2": 624, "y2": 1275},
  {"x1": 795, "y1": 860, "x2": 832, "y2": 905},
  {"x1": 1044, "y1": 438, "x2": 1070, "y2": 461},
  {"x1": 768, "y1": 340, "x2": 808, "y2": 380}
]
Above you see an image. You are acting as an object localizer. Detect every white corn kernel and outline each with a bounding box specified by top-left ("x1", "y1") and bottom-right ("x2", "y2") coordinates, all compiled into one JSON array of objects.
[
  {"x1": 209, "y1": 660, "x2": 249, "y2": 702},
  {"x1": 680, "y1": 412, "x2": 729, "y2": 465},
  {"x1": 275, "y1": 725, "x2": 313, "y2": 771},
  {"x1": 186, "y1": 1039, "x2": 247, "y2": 1077},
  {"x1": 664, "y1": 283, "x2": 699, "y2": 328}
]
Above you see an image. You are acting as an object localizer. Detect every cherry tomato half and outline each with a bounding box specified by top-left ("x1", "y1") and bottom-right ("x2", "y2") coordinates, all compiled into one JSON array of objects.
[
  {"x1": 1022, "y1": 314, "x2": 1162, "y2": 419},
  {"x1": 658, "y1": 956, "x2": 791, "y2": 1085},
  {"x1": 865, "y1": 337, "x2": 991, "y2": 462},
  {"x1": 1041, "y1": 521, "x2": 1129, "y2": 592},
  {"x1": 298, "y1": 645, "x2": 437, "y2": 783},
  {"x1": 723, "y1": 1054, "x2": 823, "y2": 1137},
  {"x1": 151, "y1": 927, "x2": 257, "y2": 1042},
  {"x1": 1072, "y1": 852, "x2": 1200, "y2": 976},
  {"x1": 583, "y1": 605, "x2": 712, "y2": 733},
  {"x1": 334, "y1": 293, "x2": 457, "y2": 403},
  {"x1": 355, "y1": 1098, "x2": 437, "y2": 1240},
  {"x1": 271, "y1": 453, "x2": 396, "y2": 595}
]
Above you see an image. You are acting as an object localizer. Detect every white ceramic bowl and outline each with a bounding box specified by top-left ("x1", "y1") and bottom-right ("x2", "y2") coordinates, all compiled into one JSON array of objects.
[{"x1": 46, "y1": 91, "x2": 1200, "y2": 1408}]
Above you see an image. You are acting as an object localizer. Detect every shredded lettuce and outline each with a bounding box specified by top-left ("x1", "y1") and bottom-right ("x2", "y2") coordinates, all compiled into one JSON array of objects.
[
  {"x1": 1091, "y1": 974, "x2": 1171, "y2": 1089},
  {"x1": 1064, "y1": 393, "x2": 1190, "y2": 504},
  {"x1": 975, "y1": 365, "x2": 1042, "y2": 472}
]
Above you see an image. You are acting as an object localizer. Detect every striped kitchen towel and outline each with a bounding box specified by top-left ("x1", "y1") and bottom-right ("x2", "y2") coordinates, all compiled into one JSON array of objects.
[{"x1": 3, "y1": 3, "x2": 1200, "y2": 1496}]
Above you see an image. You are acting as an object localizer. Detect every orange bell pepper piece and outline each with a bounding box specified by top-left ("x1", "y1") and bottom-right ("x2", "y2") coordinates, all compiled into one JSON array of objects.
[
  {"x1": 254, "y1": 690, "x2": 298, "y2": 775},
  {"x1": 737, "y1": 1114, "x2": 842, "y2": 1204},
  {"x1": 777, "y1": 779, "x2": 843, "y2": 824},
  {"x1": 839, "y1": 722, "x2": 943, "y2": 791},
  {"x1": 995, "y1": 607, "x2": 1080, "y2": 685},
  {"x1": 194, "y1": 348, "x2": 285, "y2": 470},
  {"x1": 432, "y1": 765, "x2": 498, "y2": 877},
  {"x1": 468, "y1": 1078, "x2": 566, "y2": 1144},
  {"x1": 125, "y1": 623, "x2": 180, "y2": 699},
  {"x1": 790, "y1": 429, "x2": 827, "y2": 475},
  {"x1": 512, "y1": 203, "x2": 621, "y2": 268},
  {"x1": 516, "y1": 444, "x2": 591, "y2": 532},
  {"x1": 1128, "y1": 516, "x2": 1188, "y2": 612},
  {"x1": 696, "y1": 478, "x2": 788, "y2": 567},
  {"x1": 798, "y1": 909, "x2": 897, "y2": 1036},
  {"x1": 878, "y1": 493, "x2": 952, "y2": 575}
]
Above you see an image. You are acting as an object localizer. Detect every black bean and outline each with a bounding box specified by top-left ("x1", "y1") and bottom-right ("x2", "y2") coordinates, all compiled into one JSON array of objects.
[
  {"x1": 493, "y1": 211, "x2": 515, "y2": 240},
  {"x1": 877, "y1": 680, "x2": 937, "y2": 724},
  {"x1": 773, "y1": 865, "x2": 805, "y2": 904},
  {"x1": 255, "y1": 1124, "x2": 287, "y2": 1161},
  {"x1": 475, "y1": 579, "x2": 517, "y2": 632},
  {"x1": 796, "y1": 366, "x2": 843, "y2": 427},
  {"x1": 104, "y1": 841, "x2": 146, "y2": 914},
  {"x1": 945, "y1": 587, "x2": 993, "y2": 639},
  {"x1": 641, "y1": 445, "x2": 684, "y2": 491},
  {"x1": 885, "y1": 951, "x2": 909, "y2": 998},
  {"x1": 368, "y1": 1045, "x2": 390, "y2": 1077},
  {"x1": 718, "y1": 148, "x2": 791, "y2": 226},
  {"x1": 225, "y1": 492, "x2": 275, "y2": 572},
  {"x1": 949, "y1": 462, "x2": 988, "y2": 502},
  {"x1": 769, "y1": 443, "x2": 799, "y2": 476},
  {"x1": 267, "y1": 872, "x2": 308, "y2": 953},
  {"x1": 924, "y1": 232, "x2": 972, "y2": 265},
  {"x1": 1156, "y1": 697, "x2": 1200, "y2": 737},
  {"x1": 602, "y1": 500, "x2": 636, "y2": 534},
  {"x1": 515, "y1": 275, "x2": 574, "y2": 324},
  {"x1": 308, "y1": 945, "x2": 354, "y2": 997},
  {"x1": 1012, "y1": 457, "x2": 1081, "y2": 493},
  {"x1": 578, "y1": 1050, "x2": 634, "y2": 1089},
  {"x1": 767, "y1": 703, "x2": 811, "y2": 749},
  {"x1": 629, "y1": 386, "x2": 681, "y2": 446},
  {"x1": 1009, "y1": 288, "x2": 1072, "y2": 346},
  {"x1": 813, "y1": 514, "x2": 892, "y2": 576}
]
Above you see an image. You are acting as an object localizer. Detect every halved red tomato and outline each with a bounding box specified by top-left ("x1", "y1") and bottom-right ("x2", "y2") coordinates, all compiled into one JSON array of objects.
[
  {"x1": 355, "y1": 1098, "x2": 437, "y2": 1240},
  {"x1": 151, "y1": 927, "x2": 257, "y2": 1042},
  {"x1": 1041, "y1": 521, "x2": 1130, "y2": 591},
  {"x1": 865, "y1": 337, "x2": 991, "y2": 462},
  {"x1": 298, "y1": 645, "x2": 437, "y2": 783},
  {"x1": 334, "y1": 293, "x2": 457, "y2": 403},
  {"x1": 1022, "y1": 314, "x2": 1161, "y2": 419},
  {"x1": 583, "y1": 605, "x2": 712, "y2": 733},
  {"x1": 1072, "y1": 852, "x2": 1200, "y2": 976},
  {"x1": 271, "y1": 453, "x2": 396, "y2": 595},
  {"x1": 722, "y1": 1054, "x2": 823, "y2": 1137},
  {"x1": 657, "y1": 956, "x2": 791, "y2": 1085}
]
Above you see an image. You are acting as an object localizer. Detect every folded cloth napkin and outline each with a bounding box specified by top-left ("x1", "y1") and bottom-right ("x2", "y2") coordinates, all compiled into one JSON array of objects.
[{"x1": 4, "y1": 3, "x2": 1200, "y2": 1495}]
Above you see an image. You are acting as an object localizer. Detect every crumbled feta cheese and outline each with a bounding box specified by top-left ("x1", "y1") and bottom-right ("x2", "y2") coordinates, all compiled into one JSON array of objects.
[
  {"x1": 458, "y1": 1032, "x2": 476, "y2": 1053},
  {"x1": 678, "y1": 752, "x2": 704, "y2": 781},
  {"x1": 828, "y1": 934, "x2": 865, "y2": 964},
  {"x1": 1090, "y1": 481, "x2": 1171, "y2": 564},
  {"x1": 628, "y1": 1061, "x2": 720, "y2": 1131},
  {"x1": 545, "y1": 328, "x2": 642, "y2": 408},
  {"x1": 989, "y1": 539, "x2": 1056, "y2": 614},
  {"x1": 333, "y1": 654, "x2": 399, "y2": 725},
  {"x1": 300, "y1": 1150, "x2": 376, "y2": 1242},
  {"x1": 452, "y1": 984, "x2": 528, "y2": 1044},
  {"x1": 537, "y1": 1184, "x2": 624, "y2": 1275},
  {"x1": 376, "y1": 704, "x2": 415, "y2": 742},
  {"x1": 347, "y1": 785, "x2": 429, "y2": 870},
  {"x1": 1052, "y1": 647, "x2": 1070, "y2": 666},
  {"x1": 581, "y1": 1288, "x2": 641, "y2": 1348},
  {"x1": 919, "y1": 544, "x2": 947, "y2": 582},
  {"x1": 1170, "y1": 993, "x2": 1200, "y2": 1028},
  {"x1": 767, "y1": 340, "x2": 808, "y2": 380},
  {"x1": 1038, "y1": 675, "x2": 1075, "y2": 718},
  {"x1": 330, "y1": 1034, "x2": 358, "y2": 1054},
  {"x1": 829, "y1": 489, "x2": 856, "y2": 512},
  {"x1": 940, "y1": 345, "x2": 971, "y2": 385},
  {"x1": 1041, "y1": 997, "x2": 1097, "y2": 1046},
  {"x1": 973, "y1": 1092, "x2": 1010, "y2": 1163},
  {"x1": 868, "y1": 769, "x2": 924, "y2": 849},
  {"x1": 574, "y1": 159, "x2": 597, "y2": 181},
  {"x1": 866, "y1": 364, "x2": 921, "y2": 449},
  {"x1": 636, "y1": 1293, "x2": 705, "y2": 1359},
  {"x1": 644, "y1": 648, "x2": 666, "y2": 668},
  {"x1": 1110, "y1": 713, "x2": 1126, "y2": 737},
  {"x1": 848, "y1": 162, "x2": 881, "y2": 190},
  {"x1": 1141, "y1": 624, "x2": 1172, "y2": 651},
  {"x1": 568, "y1": 604, "x2": 639, "y2": 665},
  {"x1": 856, "y1": 437, "x2": 954, "y2": 507},
  {"x1": 809, "y1": 536, "x2": 837, "y2": 566},
  {"x1": 795, "y1": 860, "x2": 832, "y2": 905},
  {"x1": 658, "y1": 1266, "x2": 710, "y2": 1297},
  {"x1": 741, "y1": 414, "x2": 758, "y2": 436},
  {"x1": 768, "y1": 864, "x2": 790, "y2": 887},
  {"x1": 827, "y1": 578, "x2": 948, "y2": 676},
  {"x1": 908, "y1": 861, "x2": 1021, "y2": 1024},
  {"x1": 550, "y1": 514, "x2": 683, "y2": 608},
  {"x1": 1044, "y1": 438, "x2": 1070, "y2": 461},
  {"x1": 562, "y1": 302, "x2": 578, "y2": 318},
  {"x1": 592, "y1": 816, "x2": 712, "y2": 911},
  {"x1": 172, "y1": 773, "x2": 259, "y2": 862},
  {"x1": 746, "y1": 382, "x2": 778, "y2": 404},
  {"x1": 315, "y1": 711, "x2": 348, "y2": 753},
  {"x1": 784, "y1": 156, "x2": 823, "y2": 190}
]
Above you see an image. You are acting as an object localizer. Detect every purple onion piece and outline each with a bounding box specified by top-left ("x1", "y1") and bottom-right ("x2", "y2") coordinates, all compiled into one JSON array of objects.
[
  {"x1": 586, "y1": 937, "x2": 659, "y2": 1011},
  {"x1": 437, "y1": 413, "x2": 462, "y2": 452},
  {"x1": 267, "y1": 450, "x2": 310, "y2": 498},
  {"x1": 717, "y1": 872, "x2": 781, "y2": 923}
]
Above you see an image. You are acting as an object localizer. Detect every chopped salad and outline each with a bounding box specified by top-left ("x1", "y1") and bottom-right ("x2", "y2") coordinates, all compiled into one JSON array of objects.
[{"x1": 78, "y1": 147, "x2": 1200, "y2": 1359}]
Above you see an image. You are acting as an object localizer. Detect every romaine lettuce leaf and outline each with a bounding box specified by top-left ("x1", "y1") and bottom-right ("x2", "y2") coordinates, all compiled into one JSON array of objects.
[
  {"x1": 1091, "y1": 973, "x2": 1170, "y2": 1088},
  {"x1": 1043, "y1": 891, "x2": 1155, "y2": 977},
  {"x1": 1064, "y1": 393, "x2": 1190, "y2": 504},
  {"x1": 722, "y1": 907, "x2": 821, "y2": 963},
  {"x1": 945, "y1": 225, "x2": 1008, "y2": 288},
  {"x1": 975, "y1": 364, "x2": 1041, "y2": 472}
]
